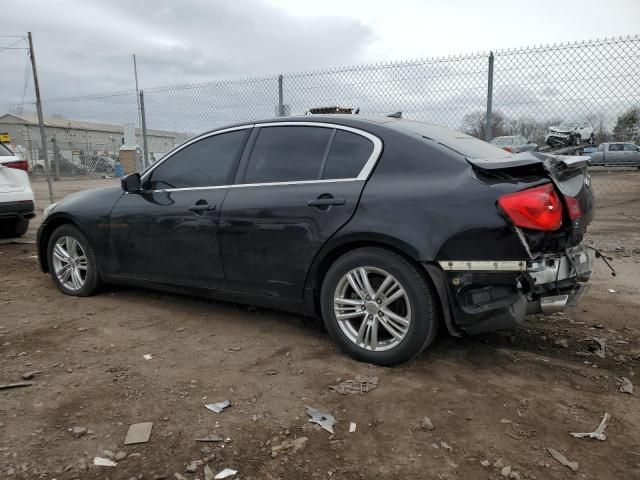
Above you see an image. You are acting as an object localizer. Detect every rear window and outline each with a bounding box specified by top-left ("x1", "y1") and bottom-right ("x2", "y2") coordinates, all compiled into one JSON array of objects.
[
  {"x1": 393, "y1": 120, "x2": 511, "y2": 160},
  {"x1": 491, "y1": 137, "x2": 514, "y2": 146},
  {"x1": 0, "y1": 143, "x2": 13, "y2": 156}
]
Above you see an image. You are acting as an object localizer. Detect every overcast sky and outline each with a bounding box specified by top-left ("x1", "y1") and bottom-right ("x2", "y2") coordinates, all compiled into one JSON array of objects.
[{"x1": 2, "y1": 0, "x2": 639, "y2": 110}]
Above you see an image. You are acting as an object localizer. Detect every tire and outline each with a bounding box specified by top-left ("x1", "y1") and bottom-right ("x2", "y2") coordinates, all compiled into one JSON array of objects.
[
  {"x1": 320, "y1": 247, "x2": 439, "y2": 366},
  {"x1": 0, "y1": 218, "x2": 29, "y2": 238},
  {"x1": 47, "y1": 224, "x2": 101, "y2": 297}
]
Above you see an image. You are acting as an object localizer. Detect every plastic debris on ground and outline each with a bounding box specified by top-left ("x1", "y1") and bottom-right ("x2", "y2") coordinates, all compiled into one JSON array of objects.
[
  {"x1": 547, "y1": 448, "x2": 579, "y2": 471},
  {"x1": 93, "y1": 457, "x2": 117, "y2": 467},
  {"x1": 205, "y1": 400, "x2": 231, "y2": 413},
  {"x1": 124, "y1": 421, "x2": 154, "y2": 445},
  {"x1": 305, "y1": 406, "x2": 336, "y2": 434},
  {"x1": 143, "y1": 354, "x2": 153, "y2": 360},
  {"x1": 617, "y1": 377, "x2": 634, "y2": 394},
  {"x1": 214, "y1": 467, "x2": 237, "y2": 479},
  {"x1": 271, "y1": 436, "x2": 308, "y2": 457},
  {"x1": 330, "y1": 375, "x2": 379, "y2": 395},
  {"x1": 571, "y1": 412, "x2": 611, "y2": 441},
  {"x1": 349, "y1": 422, "x2": 357, "y2": 433}
]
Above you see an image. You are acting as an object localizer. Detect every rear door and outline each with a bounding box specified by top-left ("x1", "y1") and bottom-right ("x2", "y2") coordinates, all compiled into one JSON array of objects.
[
  {"x1": 219, "y1": 123, "x2": 381, "y2": 299},
  {"x1": 109, "y1": 127, "x2": 251, "y2": 288}
]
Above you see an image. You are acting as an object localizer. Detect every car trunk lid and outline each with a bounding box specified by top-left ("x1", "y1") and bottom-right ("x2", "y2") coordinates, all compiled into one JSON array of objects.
[{"x1": 467, "y1": 152, "x2": 595, "y2": 254}]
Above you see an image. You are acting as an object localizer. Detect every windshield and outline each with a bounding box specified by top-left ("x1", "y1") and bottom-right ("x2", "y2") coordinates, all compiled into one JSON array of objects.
[
  {"x1": 558, "y1": 122, "x2": 579, "y2": 129},
  {"x1": 491, "y1": 137, "x2": 514, "y2": 146},
  {"x1": 391, "y1": 120, "x2": 511, "y2": 159}
]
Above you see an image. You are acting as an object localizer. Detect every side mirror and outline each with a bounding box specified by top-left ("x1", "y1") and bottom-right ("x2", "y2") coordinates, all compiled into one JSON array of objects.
[{"x1": 121, "y1": 172, "x2": 141, "y2": 193}]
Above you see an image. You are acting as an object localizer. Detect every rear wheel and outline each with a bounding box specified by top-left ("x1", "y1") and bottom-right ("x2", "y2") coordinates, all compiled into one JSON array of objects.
[
  {"x1": 0, "y1": 218, "x2": 29, "y2": 238},
  {"x1": 47, "y1": 224, "x2": 101, "y2": 296},
  {"x1": 320, "y1": 248, "x2": 439, "y2": 366}
]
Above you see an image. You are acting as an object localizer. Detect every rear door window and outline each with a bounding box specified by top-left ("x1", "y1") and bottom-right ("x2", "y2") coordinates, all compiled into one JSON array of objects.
[
  {"x1": 321, "y1": 130, "x2": 373, "y2": 179},
  {"x1": 609, "y1": 144, "x2": 623, "y2": 151},
  {"x1": 242, "y1": 126, "x2": 332, "y2": 183},
  {"x1": 623, "y1": 143, "x2": 638, "y2": 152}
]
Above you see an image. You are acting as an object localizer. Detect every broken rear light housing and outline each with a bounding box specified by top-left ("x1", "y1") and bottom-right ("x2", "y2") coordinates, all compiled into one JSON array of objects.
[{"x1": 498, "y1": 183, "x2": 562, "y2": 231}]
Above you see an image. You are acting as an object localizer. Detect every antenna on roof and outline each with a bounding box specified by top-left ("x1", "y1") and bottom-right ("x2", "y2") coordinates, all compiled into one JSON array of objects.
[{"x1": 387, "y1": 111, "x2": 402, "y2": 119}]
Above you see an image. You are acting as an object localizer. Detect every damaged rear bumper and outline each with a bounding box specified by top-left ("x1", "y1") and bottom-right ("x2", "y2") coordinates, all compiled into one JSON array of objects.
[{"x1": 435, "y1": 246, "x2": 594, "y2": 335}]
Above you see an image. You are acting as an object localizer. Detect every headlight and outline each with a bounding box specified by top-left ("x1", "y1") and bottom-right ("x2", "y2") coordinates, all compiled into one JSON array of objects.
[{"x1": 42, "y1": 202, "x2": 59, "y2": 220}]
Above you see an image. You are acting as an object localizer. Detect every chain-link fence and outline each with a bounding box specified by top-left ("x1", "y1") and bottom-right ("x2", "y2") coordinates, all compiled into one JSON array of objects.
[{"x1": 1, "y1": 35, "x2": 638, "y2": 209}]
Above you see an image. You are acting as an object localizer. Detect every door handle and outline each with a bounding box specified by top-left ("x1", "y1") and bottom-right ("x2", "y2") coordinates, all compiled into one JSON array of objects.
[
  {"x1": 307, "y1": 197, "x2": 346, "y2": 207},
  {"x1": 188, "y1": 204, "x2": 216, "y2": 212}
]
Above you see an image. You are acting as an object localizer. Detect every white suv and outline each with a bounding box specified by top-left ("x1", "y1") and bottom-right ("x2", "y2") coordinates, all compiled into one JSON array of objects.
[
  {"x1": 0, "y1": 143, "x2": 35, "y2": 237},
  {"x1": 545, "y1": 121, "x2": 595, "y2": 147}
]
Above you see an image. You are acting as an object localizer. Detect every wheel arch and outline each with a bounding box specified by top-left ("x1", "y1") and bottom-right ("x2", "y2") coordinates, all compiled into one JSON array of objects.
[
  {"x1": 303, "y1": 233, "x2": 460, "y2": 334},
  {"x1": 37, "y1": 214, "x2": 81, "y2": 273}
]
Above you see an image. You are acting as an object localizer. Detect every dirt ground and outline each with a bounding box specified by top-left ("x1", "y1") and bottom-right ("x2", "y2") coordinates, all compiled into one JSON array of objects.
[{"x1": 1, "y1": 171, "x2": 639, "y2": 479}]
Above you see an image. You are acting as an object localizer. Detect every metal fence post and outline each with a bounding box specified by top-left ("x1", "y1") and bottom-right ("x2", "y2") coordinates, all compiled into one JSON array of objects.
[
  {"x1": 278, "y1": 75, "x2": 284, "y2": 117},
  {"x1": 485, "y1": 51, "x2": 494, "y2": 142},
  {"x1": 139, "y1": 90, "x2": 149, "y2": 168}
]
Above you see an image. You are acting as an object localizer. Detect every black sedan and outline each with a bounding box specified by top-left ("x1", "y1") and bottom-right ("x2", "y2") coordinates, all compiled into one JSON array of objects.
[{"x1": 37, "y1": 116, "x2": 595, "y2": 365}]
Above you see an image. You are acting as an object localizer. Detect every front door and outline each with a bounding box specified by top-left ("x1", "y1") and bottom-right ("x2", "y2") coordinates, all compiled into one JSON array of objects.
[
  {"x1": 108, "y1": 127, "x2": 251, "y2": 288},
  {"x1": 220, "y1": 124, "x2": 380, "y2": 299}
]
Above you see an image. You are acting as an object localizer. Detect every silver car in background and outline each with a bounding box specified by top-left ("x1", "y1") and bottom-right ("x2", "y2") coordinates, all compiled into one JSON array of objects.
[
  {"x1": 490, "y1": 135, "x2": 538, "y2": 153},
  {"x1": 588, "y1": 142, "x2": 640, "y2": 168}
]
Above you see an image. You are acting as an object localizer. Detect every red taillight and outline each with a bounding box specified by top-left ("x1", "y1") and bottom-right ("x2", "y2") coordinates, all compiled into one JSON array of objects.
[
  {"x1": 564, "y1": 196, "x2": 582, "y2": 220},
  {"x1": 502, "y1": 146, "x2": 513, "y2": 152},
  {"x1": 3, "y1": 160, "x2": 29, "y2": 172},
  {"x1": 498, "y1": 183, "x2": 562, "y2": 231}
]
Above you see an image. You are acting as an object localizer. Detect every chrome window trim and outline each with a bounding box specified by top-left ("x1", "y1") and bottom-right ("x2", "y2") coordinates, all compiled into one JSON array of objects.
[{"x1": 140, "y1": 121, "x2": 383, "y2": 193}]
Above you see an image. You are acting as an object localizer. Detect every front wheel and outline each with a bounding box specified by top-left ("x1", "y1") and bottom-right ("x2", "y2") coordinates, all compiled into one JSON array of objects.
[
  {"x1": 47, "y1": 224, "x2": 101, "y2": 296},
  {"x1": 320, "y1": 248, "x2": 439, "y2": 366}
]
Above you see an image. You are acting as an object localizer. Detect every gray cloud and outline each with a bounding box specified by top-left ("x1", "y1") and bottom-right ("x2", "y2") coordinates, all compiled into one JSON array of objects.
[{"x1": 1, "y1": 0, "x2": 374, "y2": 108}]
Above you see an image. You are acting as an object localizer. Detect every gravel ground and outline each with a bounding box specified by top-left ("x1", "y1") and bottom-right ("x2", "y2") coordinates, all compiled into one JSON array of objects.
[{"x1": 1, "y1": 171, "x2": 639, "y2": 479}]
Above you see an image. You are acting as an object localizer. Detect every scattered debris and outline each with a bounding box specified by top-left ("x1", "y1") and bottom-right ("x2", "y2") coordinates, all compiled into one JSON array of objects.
[
  {"x1": 0, "y1": 381, "x2": 33, "y2": 390},
  {"x1": 143, "y1": 354, "x2": 153, "y2": 360},
  {"x1": 607, "y1": 289, "x2": 617, "y2": 293},
  {"x1": 266, "y1": 370, "x2": 278, "y2": 376},
  {"x1": 440, "y1": 440, "x2": 452, "y2": 450},
  {"x1": 349, "y1": 422, "x2": 357, "y2": 433},
  {"x1": 418, "y1": 416, "x2": 434, "y2": 431},
  {"x1": 21, "y1": 370, "x2": 41, "y2": 380},
  {"x1": 582, "y1": 337, "x2": 607, "y2": 358},
  {"x1": 195, "y1": 434, "x2": 223, "y2": 442},
  {"x1": 547, "y1": 448, "x2": 579, "y2": 471},
  {"x1": 330, "y1": 375, "x2": 378, "y2": 394},
  {"x1": 224, "y1": 347, "x2": 241, "y2": 352},
  {"x1": 571, "y1": 412, "x2": 611, "y2": 441},
  {"x1": 617, "y1": 377, "x2": 634, "y2": 394},
  {"x1": 305, "y1": 406, "x2": 336, "y2": 434},
  {"x1": 214, "y1": 468, "x2": 237, "y2": 479},
  {"x1": 205, "y1": 400, "x2": 231, "y2": 413},
  {"x1": 480, "y1": 460, "x2": 490, "y2": 467},
  {"x1": 174, "y1": 474, "x2": 188, "y2": 480},
  {"x1": 115, "y1": 451, "x2": 127, "y2": 461},
  {"x1": 204, "y1": 465, "x2": 215, "y2": 480},
  {"x1": 186, "y1": 460, "x2": 203, "y2": 473},
  {"x1": 93, "y1": 457, "x2": 117, "y2": 467},
  {"x1": 176, "y1": 327, "x2": 187, "y2": 332},
  {"x1": 72, "y1": 426, "x2": 87, "y2": 438},
  {"x1": 124, "y1": 422, "x2": 154, "y2": 445},
  {"x1": 554, "y1": 339, "x2": 569, "y2": 348},
  {"x1": 499, "y1": 418, "x2": 512, "y2": 424},
  {"x1": 101, "y1": 449, "x2": 115, "y2": 459},
  {"x1": 500, "y1": 465, "x2": 511, "y2": 477},
  {"x1": 271, "y1": 436, "x2": 308, "y2": 457}
]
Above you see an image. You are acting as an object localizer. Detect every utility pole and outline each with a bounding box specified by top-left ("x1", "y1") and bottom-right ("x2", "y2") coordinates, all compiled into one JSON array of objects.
[
  {"x1": 485, "y1": 51, "x2": 494, "y2": 143},
  {"x1": 28, "y1": 32, "x2": 54, "y2": 203}
]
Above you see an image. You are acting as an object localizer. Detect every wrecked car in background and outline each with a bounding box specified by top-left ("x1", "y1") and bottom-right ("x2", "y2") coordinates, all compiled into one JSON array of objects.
[
  {"x1": 36, "y1": 116, "x2": 595, "y2": 365},
  {"x1": 545, "y1": 121, "x2": 595, "y2": 147},
  {"x1": 490, "y1": 135, "x2": 538, "y2": 153}
]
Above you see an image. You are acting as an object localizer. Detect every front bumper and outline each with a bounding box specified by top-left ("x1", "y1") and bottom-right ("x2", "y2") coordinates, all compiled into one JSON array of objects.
[{"x1": 439, "y1": 245, "x2": 594, "y2": 334}]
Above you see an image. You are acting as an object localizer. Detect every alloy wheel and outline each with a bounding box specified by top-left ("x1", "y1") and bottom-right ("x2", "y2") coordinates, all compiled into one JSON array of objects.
[
  {"x1": 52, "y1": 236, "x2": 88, "y2": 291},
  {"x1": 333, "y1": 266, "x2": 411, "y2": 351}
]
